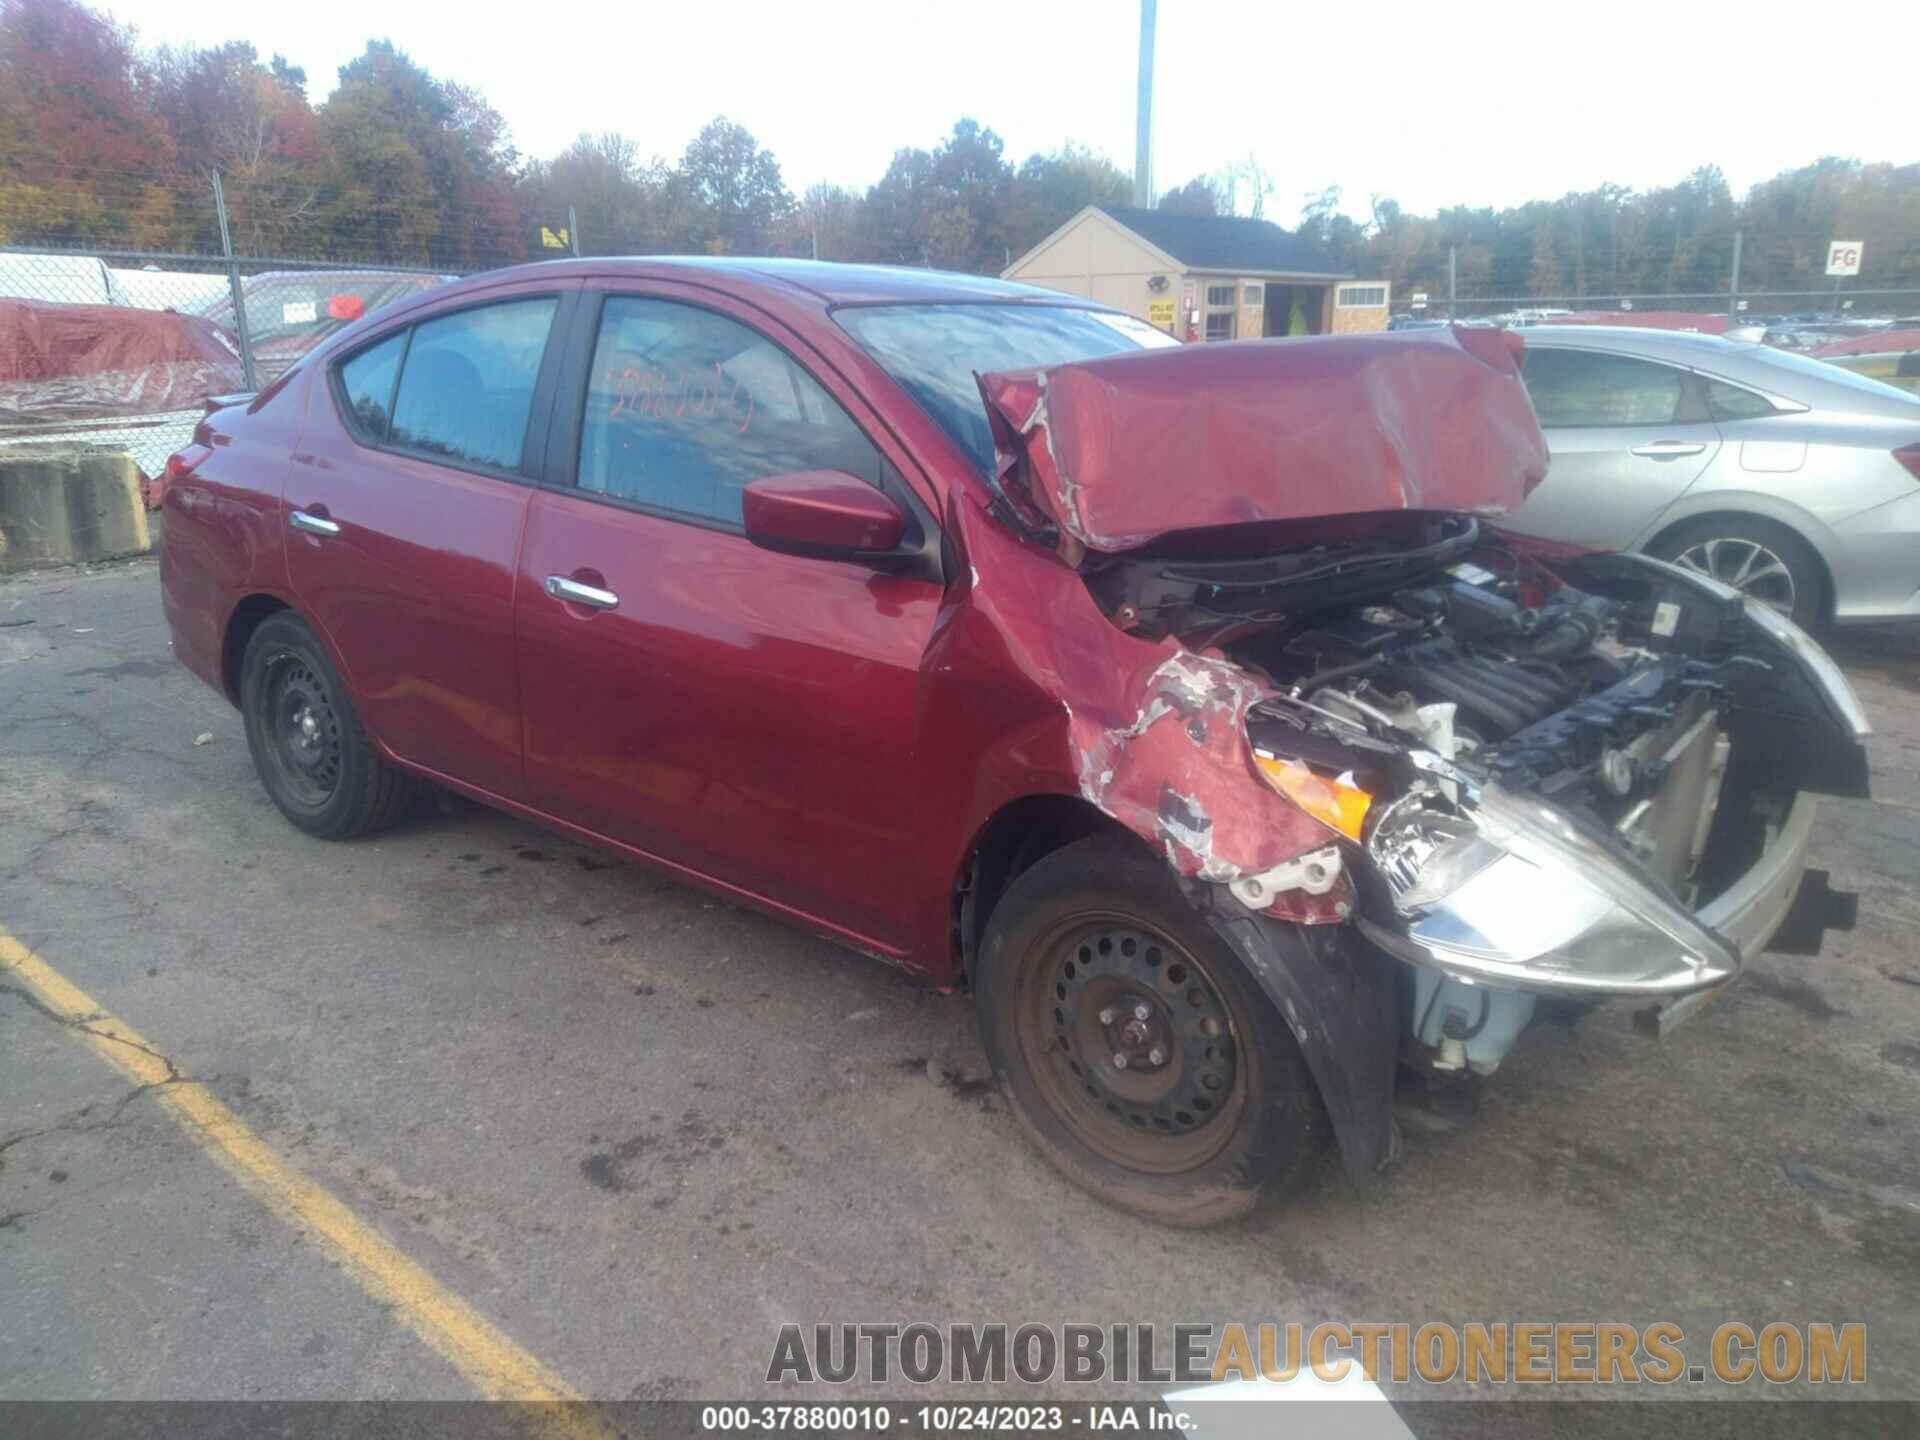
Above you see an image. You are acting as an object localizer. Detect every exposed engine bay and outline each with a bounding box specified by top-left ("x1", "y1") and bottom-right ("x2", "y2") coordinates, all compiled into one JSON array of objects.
[{"x1": 1084, "y1": 516, "x2": 1870, "y2": 1078}]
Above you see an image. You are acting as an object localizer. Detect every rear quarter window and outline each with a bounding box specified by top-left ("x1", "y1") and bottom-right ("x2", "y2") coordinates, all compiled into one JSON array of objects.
[{"x1": 338, "y1": 332, "x2": 406, "y2": 442}]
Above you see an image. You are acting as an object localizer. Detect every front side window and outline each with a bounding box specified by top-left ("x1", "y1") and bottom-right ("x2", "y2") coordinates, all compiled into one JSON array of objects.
[
  {"x1": 387, "y1": 298, "x2": 558, "y2": 470},
  {"x1": 1523, "y1": 347, "x2": 1688, "y2": 428},
  {"x1": 577, "y1": 297, "x2": 886, "y2": 526}
]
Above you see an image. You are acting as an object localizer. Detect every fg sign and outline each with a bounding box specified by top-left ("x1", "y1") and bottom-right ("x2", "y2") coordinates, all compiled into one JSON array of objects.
[{"x1": 1826, "y1": 241, "x2": 1863, "y2": 277}]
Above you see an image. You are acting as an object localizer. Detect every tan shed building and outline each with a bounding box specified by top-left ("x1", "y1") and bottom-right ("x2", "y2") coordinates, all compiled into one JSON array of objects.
[{"x1": 1002, "y1": 204, "x2": 1390, "y2": 341}]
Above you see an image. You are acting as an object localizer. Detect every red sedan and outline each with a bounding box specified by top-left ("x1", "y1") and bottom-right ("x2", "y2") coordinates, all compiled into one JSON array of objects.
[{"x1": 159, "y1": 259, "x2": 1868, "y2": 1225}]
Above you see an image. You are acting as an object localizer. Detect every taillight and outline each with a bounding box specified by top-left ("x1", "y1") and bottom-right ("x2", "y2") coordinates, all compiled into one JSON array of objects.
[
  {"x1": 1897, "y1": 444, "x2": 1920, "y2": 484},
  {"x1": 150, "y1": 445, "x2": 210, "y2": 511}
]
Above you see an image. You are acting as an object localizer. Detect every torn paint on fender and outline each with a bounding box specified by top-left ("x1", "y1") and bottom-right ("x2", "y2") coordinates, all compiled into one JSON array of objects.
[
  {"x1": 1071, "y1": 649, "x2": 1352, "y2": 921},
  {"x1": 979, "y1": 324, "x2": 1550, "y2": 554}
]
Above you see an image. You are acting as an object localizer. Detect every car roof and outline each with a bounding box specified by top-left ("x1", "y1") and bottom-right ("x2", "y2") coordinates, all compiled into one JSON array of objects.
[
  {"x1": 448, "y1": 256, "x2": 1085, "y2": 309},
  {"x1": 1525, "y1": 323, "x2": 1920, "y2": 416},
  {"x1": 1522, "y1": 325, "x2": 1752, "y2": 360}
]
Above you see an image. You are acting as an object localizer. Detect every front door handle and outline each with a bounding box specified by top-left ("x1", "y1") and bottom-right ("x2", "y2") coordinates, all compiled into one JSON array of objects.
[
  {"x1": 544, "y1": 575, "x2": 620, "y2": 610},
  {"x1": 1630, "y1": 441, "x2": 1708, "y2": 459},
  {"x1": 289, "y1": 509, "x2": 340, "y2": 536}
]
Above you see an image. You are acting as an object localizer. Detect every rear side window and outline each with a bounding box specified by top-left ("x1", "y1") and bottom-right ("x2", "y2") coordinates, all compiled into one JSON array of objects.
[
  {"x1": 388, "y1": 299, "x2": 558, "y2": 470},
  {"x1": 338, "y1": 332, "x2": 406, "y2": 441},
  {"x1": 1523, "y1": 348, "x2": 1686, "y2": 427},
  {"x1": 1706, "y1": 378, "x2": 1778, "y2": 422},
  {"x1": 576, "y1": 296, "x2": 886, "y2": 526}
]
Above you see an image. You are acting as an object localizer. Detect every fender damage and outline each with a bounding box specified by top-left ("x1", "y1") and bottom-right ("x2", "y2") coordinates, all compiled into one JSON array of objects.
[{"x1": 971, "y1": 325, "x2": 1866, "y2": 1184}]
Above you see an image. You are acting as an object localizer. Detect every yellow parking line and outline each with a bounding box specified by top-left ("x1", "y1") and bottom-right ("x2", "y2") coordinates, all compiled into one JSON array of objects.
[{"x1": 1, "y1": 927, "x2": 612, "y2": 1435}]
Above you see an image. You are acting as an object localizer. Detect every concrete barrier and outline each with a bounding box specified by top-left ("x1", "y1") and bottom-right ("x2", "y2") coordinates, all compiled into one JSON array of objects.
[{"x1": 0, "y1": 447, "x2": 151, "y2": 574}]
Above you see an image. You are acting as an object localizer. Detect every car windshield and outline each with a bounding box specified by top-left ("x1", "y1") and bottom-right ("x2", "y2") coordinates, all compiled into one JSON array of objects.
[
  {"x1": 836, "y1": 303, "x2": 1179, "y2": 471},
  {"x1": 1737, "y1": 341, "x2": 1920, "y2": 407}
]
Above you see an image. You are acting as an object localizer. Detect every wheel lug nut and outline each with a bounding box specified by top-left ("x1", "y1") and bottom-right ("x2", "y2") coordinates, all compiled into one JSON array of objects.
[
  {"x1": 1148, "y1": 1046, "x2": 1165, "y2": 1065},
  {"x1": 1112, "y1": 1052, "x2": 1128, "y2": 1070},
  {"x1": 1133, "y1": 1003, "x2": 1151, "y2": 1021},
  {"x1": 1098, "y1": 1006, "x2": 1117, "y2": 1025}
]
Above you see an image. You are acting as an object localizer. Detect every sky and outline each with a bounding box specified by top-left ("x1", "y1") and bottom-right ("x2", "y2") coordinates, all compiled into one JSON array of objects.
[{"x1": 106, "y1": 0, "x2": 1918, "y2": 227}]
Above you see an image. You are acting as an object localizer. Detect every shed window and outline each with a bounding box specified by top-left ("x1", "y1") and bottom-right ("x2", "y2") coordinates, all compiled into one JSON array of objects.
[
  {"x1": 1337, "y1": 285, "x2": 1388, "y2": 308},
  {"x1": 1243, "y1": 283, "x2": 1265, "y2": 305},
  {"x1": 1205, "y1": 284, "x2": 1235, "y2": 307},
  {"x1": 1204, "y1": 312, "x2": 1236, "y2": 341}
]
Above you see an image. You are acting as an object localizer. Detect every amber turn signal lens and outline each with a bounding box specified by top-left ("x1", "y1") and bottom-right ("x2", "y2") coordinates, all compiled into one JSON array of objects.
[{"x1": 1253, "y1": 754, "x2": 1373, "y2": 840}]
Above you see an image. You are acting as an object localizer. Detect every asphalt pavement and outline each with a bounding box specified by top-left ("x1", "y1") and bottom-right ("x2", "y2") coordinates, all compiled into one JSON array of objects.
[{"x1": 3, "y1": 558, "x2": 1917, "y2": 1425}]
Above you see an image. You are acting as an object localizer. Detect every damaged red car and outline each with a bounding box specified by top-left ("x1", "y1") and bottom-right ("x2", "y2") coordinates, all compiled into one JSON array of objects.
[{"x1": 158, "y1": 260, "x2": 1872, "y2": 1225}]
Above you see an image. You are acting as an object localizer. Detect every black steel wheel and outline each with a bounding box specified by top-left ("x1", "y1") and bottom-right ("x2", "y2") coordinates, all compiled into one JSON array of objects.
[
  {"x1": 239, "y1": 611, "x2": 413, "y2": 840},
  {"x1": 258, "y1": 654, "x2": 344, "y2": 809},
  {"x1": 975, "y1": 834, "x2": 1325, "y2": 1226},
  {"x1": 1020, "y1": 914, "x2": 1246, "y2": 1175}
]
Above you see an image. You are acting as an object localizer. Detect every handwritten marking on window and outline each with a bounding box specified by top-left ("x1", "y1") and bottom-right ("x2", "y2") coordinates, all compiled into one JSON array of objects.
[{"x1": 604, "y1": 362, "x2": 754, "y2": 434}]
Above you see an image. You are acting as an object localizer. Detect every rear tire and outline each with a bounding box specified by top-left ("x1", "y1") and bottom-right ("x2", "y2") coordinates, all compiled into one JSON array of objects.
[
  {"x1": 239, "y1": 611, "x2": 412, "y2": 840},
  {"x1": 974, "y1": 835, "x2": 1325, "y2": 1227},
  {"x1": 1648, "y1": 515, "x2": 1825, "y2": 628}
]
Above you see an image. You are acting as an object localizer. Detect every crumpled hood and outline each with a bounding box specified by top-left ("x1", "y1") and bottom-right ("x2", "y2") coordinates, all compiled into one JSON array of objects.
[{"x1": 978, "y1": 324, "x2": 1550, "y2": 553}]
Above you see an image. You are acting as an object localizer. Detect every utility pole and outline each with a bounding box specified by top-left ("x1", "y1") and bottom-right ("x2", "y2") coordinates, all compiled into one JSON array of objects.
[
  {"x1": 568, "y1": 205, "x2": 580, "y2": 258},
  {"x1": 1728, "y1": 229, "x2": 1742, "y2": 319},
  {"x1": 1448, "y1": 245, "x2": 1457, "y2": 321},
  {"x1": 1133, "y1": 0, "x2": 1156, "y2": 207}
]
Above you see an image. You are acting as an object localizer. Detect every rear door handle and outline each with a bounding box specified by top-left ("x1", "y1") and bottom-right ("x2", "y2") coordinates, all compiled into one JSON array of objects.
[
  {"x1": 1630, "y1": 441, "x2": 1708, "y2": 459},
  {"x1": 545, "y1": 575, "x2": 620, "y2": 610},
  {"x1": 289, "y1": 509, "x2": 340, "y2": 536}
]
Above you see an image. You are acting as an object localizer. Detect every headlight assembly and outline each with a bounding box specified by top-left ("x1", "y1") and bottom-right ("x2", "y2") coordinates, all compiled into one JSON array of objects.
[{"x1": 1360, "y1": 778, "x2": 1741, "y2": 996}]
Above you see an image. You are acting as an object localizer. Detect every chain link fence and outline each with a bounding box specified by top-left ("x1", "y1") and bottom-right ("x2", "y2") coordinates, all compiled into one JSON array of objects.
[
  {"x1": 1392, "y1": 289, "x2": 1920, "y2": 331},
  {"x1": 1, "y1": 231, "x2": 457, "y2": 485}
]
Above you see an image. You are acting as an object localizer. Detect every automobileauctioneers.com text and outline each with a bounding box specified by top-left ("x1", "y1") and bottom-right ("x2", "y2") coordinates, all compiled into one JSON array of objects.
[{"x1": 767, "y1": 1320, "x2": 1865, "y2": 1387}]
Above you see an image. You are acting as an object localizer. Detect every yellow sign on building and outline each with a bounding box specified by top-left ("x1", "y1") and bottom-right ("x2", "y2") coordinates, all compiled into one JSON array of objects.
[{"x1": 1147, "y1": 299, "x2": 1177, "y2": 331}]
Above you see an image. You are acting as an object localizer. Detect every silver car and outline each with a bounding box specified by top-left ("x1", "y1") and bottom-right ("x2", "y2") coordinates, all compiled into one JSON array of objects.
[{"x1": 1503, "y1": 326, "x2": 1920, "y2": 626}]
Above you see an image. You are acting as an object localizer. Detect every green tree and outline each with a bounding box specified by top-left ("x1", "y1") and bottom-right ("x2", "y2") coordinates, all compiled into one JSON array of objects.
[
  {"x1": 314, "y1": 41, "x2": 521, "y2": 267},
  {"x1": 667, "y1": 116, "x2": 792, "y2": 255},
  {"x1": 1158, "y1": 176, "x2": 1224, "y2": 216},
  {"x1": 1006, "y1": 143, "x2": 1129, "y2": 260}
]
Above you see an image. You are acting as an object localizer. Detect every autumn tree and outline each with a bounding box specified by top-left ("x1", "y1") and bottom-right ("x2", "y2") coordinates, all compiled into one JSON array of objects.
[
  {"x1": 521, "y1": 132, "x2": 669, "y2": 255},
  {"x1": 0, "y1": 0, "x2": 181, "y2": 244},
  {"x1": 785, "y1": 182, "x2": 864, "y2": 260},
  {"x1": 148, "y1": 41, "x2": 324, "y2": 253}
]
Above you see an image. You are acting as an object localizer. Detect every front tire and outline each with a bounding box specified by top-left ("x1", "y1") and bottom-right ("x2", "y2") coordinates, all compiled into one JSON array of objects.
[
  {"x1": 974, "y1": 835, "x2": 1325, "y2": 1226},
  {"x1": 239, "y1": 611, "x2": 412, "y2": 840}
]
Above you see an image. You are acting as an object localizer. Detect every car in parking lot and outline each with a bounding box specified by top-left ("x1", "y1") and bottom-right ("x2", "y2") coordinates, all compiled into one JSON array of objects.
[
  {"x1": 157, "y1": 264, "x2": 1871, "y2": 1225},
  {"x1": 189, "y1": 269, "x2": 454, "y2": 382},
  {"x1": 1504, "y1": 326, "x2": 1920, "y2": 626}
]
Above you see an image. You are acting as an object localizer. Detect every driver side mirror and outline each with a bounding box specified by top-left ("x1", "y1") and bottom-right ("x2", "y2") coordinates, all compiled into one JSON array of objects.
[{"x1": 742, "y1": 470, "x2": 907, "y2": 562}]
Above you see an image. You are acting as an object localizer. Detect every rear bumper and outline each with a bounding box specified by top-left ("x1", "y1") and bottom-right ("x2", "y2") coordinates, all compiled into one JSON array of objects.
[{"x1": 1829, "y1": 488, "x2": 1920, "y2": 625}]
